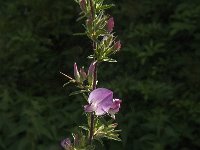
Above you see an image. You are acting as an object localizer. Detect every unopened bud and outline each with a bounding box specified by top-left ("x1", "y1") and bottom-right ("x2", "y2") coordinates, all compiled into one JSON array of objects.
[
  {"x1": 61, "y1": 138, "x2": 71, "y2": 150},
  {"x1": 87, "y1": 61, "x2": 96, "y2": 85},
  {"x1": 107, "y1": 17, "x2": 114, "y2": 32},
  {"x1": 80, "y1": 67, "x2": 87, "y2": 82},
  {"x1": 86, "y1": 18, "x2": 93, "y2": 32},
  {"x1": 114, "y1": 40, "x2": 121, "y2": 51},
  {"x1": 74, "y1": 63, "x2": 80, "y2": 82},
  {"x1": 80, "y1": 0, "x2": 86, "y2": 11}
]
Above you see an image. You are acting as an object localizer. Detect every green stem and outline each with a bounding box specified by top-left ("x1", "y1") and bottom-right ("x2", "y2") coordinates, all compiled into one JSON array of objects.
[
  {"x1": 88, "y1": 0, "x2": 96, "y2": 145},
  {"x1": 89, "y1": 62, "x2": 97, "y2": 145},
  {"x1": 89, "y1": 112, "x2": 95, "y2": 144}
]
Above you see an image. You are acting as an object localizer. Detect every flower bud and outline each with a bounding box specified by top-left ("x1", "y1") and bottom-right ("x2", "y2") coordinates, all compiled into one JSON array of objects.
[
  {"x1": 86, "y1": 18, "x2": 92, "y2": 26},
  {"x1": 80, "y1": 67, "x2": 87, "y2": 82},
  {"x1": 86, "y1": 18, "x2": 93, "y2": 32},
  {"x1": 61, "y1": 138, "x2": 71, "y2": 150},
  {"x1": 114, "y1": 40, "x2": 121, "y2": 51},
  {"x1": 80, "y1": 0, "x2": 86, "y2": 11},
  {"x1": 74, "y1": 63, "x2": 80, "y2": 82},
  {"x1": 87, "y1": 61, "x2": 96, "y2": 85},
  {"x1": 107, "y1": 17, "x2": 114, "y2": 32}
]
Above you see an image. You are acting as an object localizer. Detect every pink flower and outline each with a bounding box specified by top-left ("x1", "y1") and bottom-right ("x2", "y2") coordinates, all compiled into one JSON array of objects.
[
  {"x1": 107, "y1": 17, "x2": 114, "y2": 32},
  {"x1": 84, "y1": 88, "x2": 121, "y2": 118}
]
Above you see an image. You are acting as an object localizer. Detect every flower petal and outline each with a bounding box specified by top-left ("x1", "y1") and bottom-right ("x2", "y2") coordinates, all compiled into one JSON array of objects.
[
  {"x1": 100, "y1": 98, "x2": 114, "y2": 113},
  {"x1": 88, "y1": 88, "x2": 113, "y2": 104},
  {"x1": 95, "y1": 106, "x2": 106, "y2": 116},
  {"x1": 109, "y1": 99, "x2": 121, "y2": 115},
  {"x1": 84, "y1": 104, "x2": 96, "y2": 112}
]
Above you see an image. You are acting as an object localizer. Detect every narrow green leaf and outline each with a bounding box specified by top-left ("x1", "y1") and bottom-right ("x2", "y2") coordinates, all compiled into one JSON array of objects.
[
  {"x1": 69, "y1": 90, "x2": 88, "y2": 96},
  {"x1": 87, "y1": 55, "x2": 94, "y2": 59},
  {"x1": 63, "y1": 80, "x2": 74, "y2": 87},
  {"x1": 73, "y1": 32, "x2": 87, "y2": 36},
  {"x1": 94, "y1": 137, "x2": 104, "y2": 146},
  {"x1": 79, "y1": 126, "x2": 90, "y2": 132},
  {"x1": 98, "y1": 4, "x2": 115, "y2": 11},
  {"x1": 102, "y1": 58, "x2": 117, "y2": 62},
  {"x1": 77, "y1": 15, "x2": 86, "y2": 21},
  {"x1": 106, "y1": 135, "x2": 121, "y2": 141}
]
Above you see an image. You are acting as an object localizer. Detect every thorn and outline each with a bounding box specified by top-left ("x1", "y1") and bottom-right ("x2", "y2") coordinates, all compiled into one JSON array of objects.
[{"x1": 60, "y1": 72, "x2": 73, "y2": 80}]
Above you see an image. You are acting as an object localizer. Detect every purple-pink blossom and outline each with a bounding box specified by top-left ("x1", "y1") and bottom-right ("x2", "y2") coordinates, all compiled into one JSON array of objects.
[
  {"x1": 61, "y1": 138, "x2": 71, "y2": 150},
  {"x1": 107, "y1": 17, "x2": 114, "y2": 32},
  {"x1": 84, "y1": 88, "x2": 121, "y2": 118}
]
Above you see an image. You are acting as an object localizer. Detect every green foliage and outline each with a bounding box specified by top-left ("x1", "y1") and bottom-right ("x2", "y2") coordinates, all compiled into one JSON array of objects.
[
  {"x1": 78, "y1": 116, "x2": 121, "y2": 147},
  {"x1": 93, "y1": 119, "x2": 121, "y2": 142},
  {"x1": 0, "y1": 0, "x2": 200, "y2": 150}
]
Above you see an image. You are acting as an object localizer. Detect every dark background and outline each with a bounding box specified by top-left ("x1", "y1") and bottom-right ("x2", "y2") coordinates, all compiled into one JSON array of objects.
[{"x1": 0, "y1": 0, "x2": 200, "y2": 149}]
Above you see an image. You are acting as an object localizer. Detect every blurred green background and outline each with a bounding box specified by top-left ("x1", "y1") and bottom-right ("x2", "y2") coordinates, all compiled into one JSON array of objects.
[{"x1": 0, "y1": 0, "x2": 200, "y2": 149}]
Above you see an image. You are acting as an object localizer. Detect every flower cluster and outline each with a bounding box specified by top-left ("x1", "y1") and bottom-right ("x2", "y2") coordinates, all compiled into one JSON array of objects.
[
  {"x1": 87, "y1": 15, "x2": 122, "y2": 62},
  {"x1": 61, "y1": 0, "x2": 122, "y2": 149}
]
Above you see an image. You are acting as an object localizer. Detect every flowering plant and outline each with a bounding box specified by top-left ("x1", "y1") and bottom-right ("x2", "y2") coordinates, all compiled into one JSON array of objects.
[{"x1": 60, "y1": 0, "x2": 122, "y2": 149}]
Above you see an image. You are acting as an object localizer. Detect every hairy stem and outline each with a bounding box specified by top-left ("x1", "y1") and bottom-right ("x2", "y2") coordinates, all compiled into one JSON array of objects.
[
  {"x1": 92, "y1": 63, "x2": 97, "y2": 90},
  {"x1": 89, "y1": 112, "x2": 95, "y2": 144},
  {"x1": 89, "y1": 0, "x2": 95, "y2": 19},
  {"x1": 89, "y1": 61, "x2": 97, "y2": 145},
  {"x1": 88, "y1": 0, "x2": 96, "y2": 145}
]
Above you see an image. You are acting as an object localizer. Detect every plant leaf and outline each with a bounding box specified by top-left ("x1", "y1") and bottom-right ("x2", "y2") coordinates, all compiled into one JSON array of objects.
[{"x1": 69, "y1": 90, "x2": 88, "y2": 96}]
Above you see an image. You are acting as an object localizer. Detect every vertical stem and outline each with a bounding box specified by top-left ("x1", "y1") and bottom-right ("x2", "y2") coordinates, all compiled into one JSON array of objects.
[
  {"x1": 89, "y1": 61, "x2": 97, "y2": 145},
  {"x1": 88, "y1": 0, "x2": 96, "y2": 145},
  {"x1": 89, "y1": 112, "x2": 95, "y2": 144},
  {"x1": 92, "y1": 63, "x2": 97, "y2": 90},
  {"x1": 89, "y1": 0, "x2": 95, "y2": 19}
]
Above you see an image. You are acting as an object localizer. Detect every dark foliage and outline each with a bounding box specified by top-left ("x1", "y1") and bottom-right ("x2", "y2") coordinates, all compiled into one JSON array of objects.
[{"x1": 0, "y1": 0, "x2": 200, "y2": 149}]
